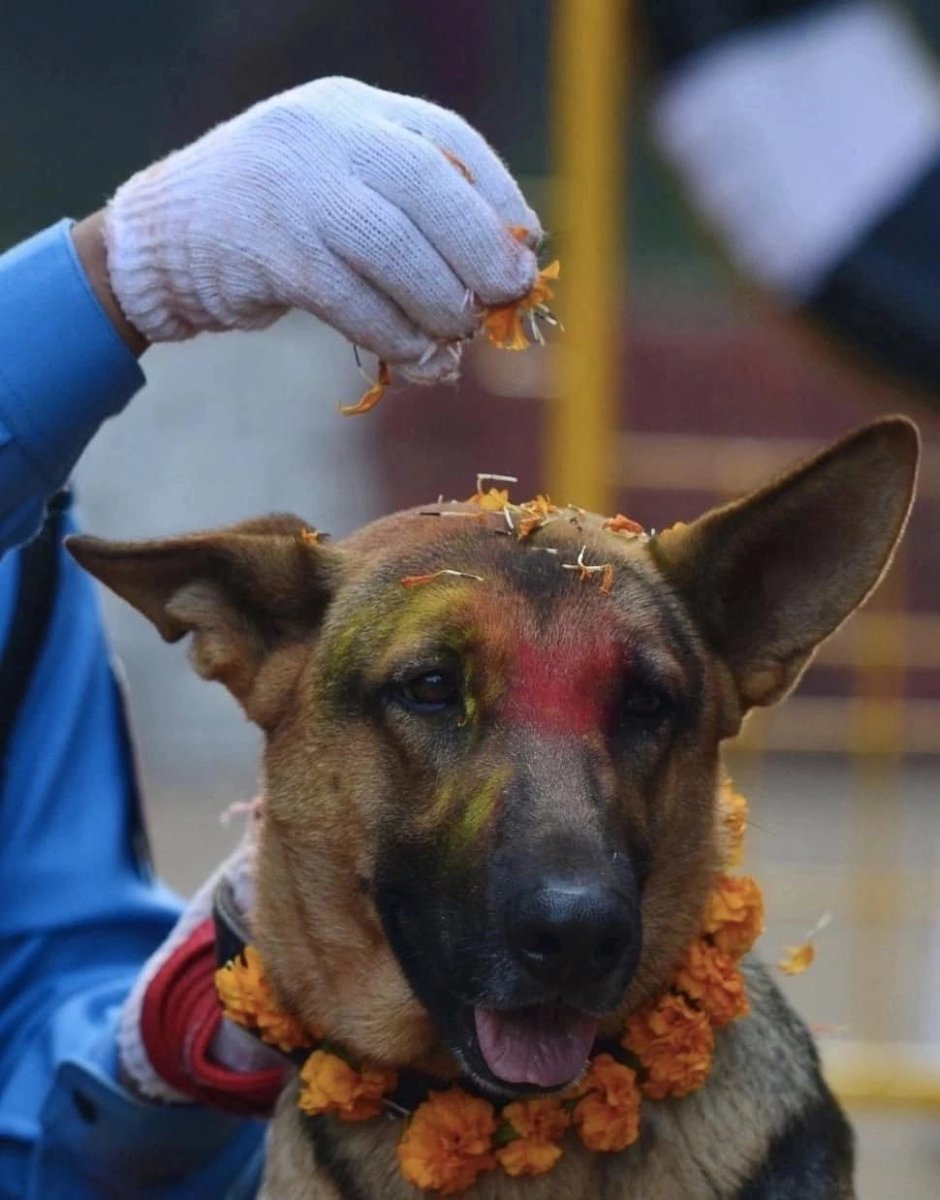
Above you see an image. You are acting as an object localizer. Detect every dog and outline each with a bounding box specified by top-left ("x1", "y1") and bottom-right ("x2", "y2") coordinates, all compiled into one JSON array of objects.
[{"x1": 69, "y1": 417, "x2": 918, "y2": 1199}]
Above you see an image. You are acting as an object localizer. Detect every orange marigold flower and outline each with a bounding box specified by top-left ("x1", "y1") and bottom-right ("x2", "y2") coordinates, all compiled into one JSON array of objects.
[
  {"x1": 397, "y1": 1088, "x2": 497, "y2": 1195},
  {"x1": 718, "y1": 778, "x2": 748, "y2": 867},
  {"x1": 257, "y1": 1004, "x2": 317, "y2": 1054},
  {"x1": 674, "y1": 937, "x2": 751, "y2": 1028},
  {"x1": 571, "y1": 1053, "x2": 642, "y2": 1152},
  {"x1": 624, "y1": 993, "x2": 715, "y2": 1100},
  {"x1": 702, "y1": 875, "x2": 765, "y2": 957},
  {"x1": 298, "y1": 1050, "x2": 397, "y2": 1123},
  {"x1": 502, "y1": 1096, "x2": 570, "y2": 1142},
  {"x1": 603, "y1": 514, "x2": 644, "y2": 536},
  {"x1": 495, "y1": 1097, "x2": 569, "y2": 1175},
  {"x1": 496, "y1": 1136, "x2": 563, "y2": 1177},
  {"x1": 483, "y1": 261, "x2": 560, "y2": 351},
  {"x1": 214, "y1": 946, "x2": 309, "y2": 1053}
]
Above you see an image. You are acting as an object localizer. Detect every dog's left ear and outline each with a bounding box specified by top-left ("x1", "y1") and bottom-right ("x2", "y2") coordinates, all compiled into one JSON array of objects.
[
  {"x1": 67, "y1": 515, "x2": 343, "y2": 728},
  {"x1": 652, "y1": 417, "x2": 919, "y2": 714}
]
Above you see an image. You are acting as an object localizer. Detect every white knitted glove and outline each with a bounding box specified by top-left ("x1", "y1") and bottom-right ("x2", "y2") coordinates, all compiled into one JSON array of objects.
[{"x1": 106, "y1": 77, "x2": 542, "y2": 384}]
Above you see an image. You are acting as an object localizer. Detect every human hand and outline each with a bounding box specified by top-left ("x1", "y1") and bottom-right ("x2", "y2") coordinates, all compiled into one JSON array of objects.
[{"x1": 103, "y1": 77, "x2": 542, "y2": 384}]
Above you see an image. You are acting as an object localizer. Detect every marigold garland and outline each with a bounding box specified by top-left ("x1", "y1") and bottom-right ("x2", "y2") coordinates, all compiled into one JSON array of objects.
[
  {"x1": 570, "y1": 1054, "x2": 641, "y2": 1152},
  {"x1": 674, "y1": 937, "x2": 750, "y2": 1029},
  {"x1": 495, "y1": 1097, "x2": 570, "y2": 1177},
  {"x1": 298, "y1": 1049, "x2": 397, "y2": 1122},
  {"x1": 719, "y1": 777, "x2": 748, "y2": 867},
  {"x1": 702, "y1": 874, "x2": 765, "y2": 957},
  {"x1": 216, "y1": 776, "x2": 774, "y2": 1194},
  {"x1": 397, "y1": 1088, "x2": 498, "y2": 1195},
  {"x1": 213, "y1": 945, "x2": 310, "y2": 1052},
  {"x1": 624, "y1": 991, "x2": 715, "y2": 1100}
]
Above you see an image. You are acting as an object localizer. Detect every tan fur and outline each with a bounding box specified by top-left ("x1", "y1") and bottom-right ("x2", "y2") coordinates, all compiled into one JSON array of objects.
[{"x1": 68, "y1": 418, "x2": 917, "y2": 1199}]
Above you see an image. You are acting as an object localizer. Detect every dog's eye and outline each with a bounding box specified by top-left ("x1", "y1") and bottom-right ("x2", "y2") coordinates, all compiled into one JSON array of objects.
[
  {"x1": 398, "y1": 669, "x2": 462, "y2": 714},
  {"x1": 623, "y1": 686, "x2": 672, "y2": 720}
]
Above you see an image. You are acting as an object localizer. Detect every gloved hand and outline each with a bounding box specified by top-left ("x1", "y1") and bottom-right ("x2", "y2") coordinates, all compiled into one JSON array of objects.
[
  {"x1": 118, "y1": 806, "x2": 288, "y2": 1116},
  {"x1": 105, "y1": 76, "x2": 542, "y2": 384}
]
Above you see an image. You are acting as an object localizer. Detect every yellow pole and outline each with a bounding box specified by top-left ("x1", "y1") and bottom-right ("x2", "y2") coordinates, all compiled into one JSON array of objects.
[
  {"x1": 849, "y1": 554, "x2": 908, "y2": 1042},
  {"x1": 547, "y1": 0, "x2": 627, "y2": 512}
]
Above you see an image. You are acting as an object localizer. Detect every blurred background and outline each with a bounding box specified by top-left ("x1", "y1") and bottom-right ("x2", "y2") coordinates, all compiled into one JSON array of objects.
[{"x1": 3, "y1": 1, "x2": 938, "y2": 1194}]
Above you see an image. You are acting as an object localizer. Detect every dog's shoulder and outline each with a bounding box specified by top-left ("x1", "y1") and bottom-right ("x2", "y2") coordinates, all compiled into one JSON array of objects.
[{"x1": 728, "y1": 959, "x2": 854, "y2": 1197}]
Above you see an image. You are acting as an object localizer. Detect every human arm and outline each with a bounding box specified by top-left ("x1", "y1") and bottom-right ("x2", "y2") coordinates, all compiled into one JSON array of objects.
[{"x1": 0, "y1": 222, "x2": 146, "y2": 553}]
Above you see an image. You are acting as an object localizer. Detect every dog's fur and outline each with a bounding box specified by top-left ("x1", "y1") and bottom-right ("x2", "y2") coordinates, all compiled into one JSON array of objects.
[{"x1": 70, "y1": 418, "x2": 918, "y2": 1199}]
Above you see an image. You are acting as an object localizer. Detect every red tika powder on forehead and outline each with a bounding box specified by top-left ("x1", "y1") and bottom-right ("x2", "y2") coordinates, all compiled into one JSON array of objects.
[{"x1": 504, "y1": 638, "x2": 624, "y2": 736}]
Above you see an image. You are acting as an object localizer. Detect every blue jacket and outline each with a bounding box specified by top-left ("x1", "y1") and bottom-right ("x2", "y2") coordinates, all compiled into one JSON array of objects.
[{"x1": 0, "y1": 223, "x2": 264, "y2": 1198}]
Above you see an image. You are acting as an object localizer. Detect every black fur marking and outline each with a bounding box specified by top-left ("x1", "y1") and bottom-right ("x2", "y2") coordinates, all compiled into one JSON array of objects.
[
  {"x1": 301, "y1": 1114, "x2": 371, "y2": 1200},
  {"x1": 735, "y1": 1089, "x2": 855, "y2": 1199}
]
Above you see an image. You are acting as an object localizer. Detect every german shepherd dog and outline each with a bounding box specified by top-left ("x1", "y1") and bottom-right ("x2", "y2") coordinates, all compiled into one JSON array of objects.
[{"x1": 70, "y1": 418, "x2": 918, "y2": 1199}]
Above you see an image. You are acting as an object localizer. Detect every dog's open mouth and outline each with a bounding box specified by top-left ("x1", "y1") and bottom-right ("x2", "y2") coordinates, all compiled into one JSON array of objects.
[{"x1": 473, "y1": 1004, "x2": 598, "y2": 1089}]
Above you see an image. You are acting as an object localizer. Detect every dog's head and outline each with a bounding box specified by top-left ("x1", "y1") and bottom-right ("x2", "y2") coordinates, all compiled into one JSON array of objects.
[{"x1": 69, "y1": 418, "x2": 917, "y2": 1097}]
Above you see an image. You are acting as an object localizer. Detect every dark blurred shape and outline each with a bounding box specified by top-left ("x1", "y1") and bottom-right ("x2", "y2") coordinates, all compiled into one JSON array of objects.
[
  {"x1": 639, "y1": 0, "x2": 940, "y2": 401},
  {"x1": 0, "y1": 0, "x2": 548, "y2": 242},
  {"x1": 809, "y1": 163, "x2": 940, "y2": 395},
  {"x1": 643, "y1": 0, "x2": 822, "y2": 73}
]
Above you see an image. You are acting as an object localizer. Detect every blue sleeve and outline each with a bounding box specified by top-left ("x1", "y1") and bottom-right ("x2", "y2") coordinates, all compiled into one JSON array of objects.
[
  {"x1": 0, "y1": 230, "x2": 264, "y2": 1196},
  {"x1": 0, "y1": 512, "x2": 265, "y2": 1198},
  {"x1": 0, "y1": 221, "x2": 145, "y2": 553}
]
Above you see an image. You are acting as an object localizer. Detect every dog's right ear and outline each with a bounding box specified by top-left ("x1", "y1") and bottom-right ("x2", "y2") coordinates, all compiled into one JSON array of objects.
[
  {"x1": 651, "y1": 417, "x2": 919, "y2": 719},
  {"x1": 67, "y1": 515, "x2": 343, "y2": 728}
]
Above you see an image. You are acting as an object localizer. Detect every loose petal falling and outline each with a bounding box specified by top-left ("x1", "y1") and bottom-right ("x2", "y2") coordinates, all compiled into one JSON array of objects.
[
  {"x1": 341, "y1": 360, "x2": 391, "y2": 416},
  {"x1": 778, "y1": 913, "x2": 831, "y2": 975},
  {"x1": 779, "y1": 943, "x2": 816, "y2": 976}
]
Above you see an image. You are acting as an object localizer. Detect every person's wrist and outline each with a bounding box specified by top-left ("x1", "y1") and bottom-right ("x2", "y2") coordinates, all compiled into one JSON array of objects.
[{"x1": 71, "y1": 210, "x2": 149, "y2": 358}]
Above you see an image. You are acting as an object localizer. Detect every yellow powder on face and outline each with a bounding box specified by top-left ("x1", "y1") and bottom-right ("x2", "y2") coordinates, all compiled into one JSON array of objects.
[{"x1": 450, "y1": 768, "x2": 510, "y2": 853}]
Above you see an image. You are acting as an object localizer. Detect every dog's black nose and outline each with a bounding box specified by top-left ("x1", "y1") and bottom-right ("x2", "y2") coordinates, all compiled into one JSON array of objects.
[{"x1": 507, "y1": 882, "x2": 636, "y2": 986}]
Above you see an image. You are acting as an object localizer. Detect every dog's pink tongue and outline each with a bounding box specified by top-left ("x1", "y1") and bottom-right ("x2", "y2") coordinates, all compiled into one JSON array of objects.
[{"x1": 474, "y1": 1006, "x2": 598, "y2": 1089}]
